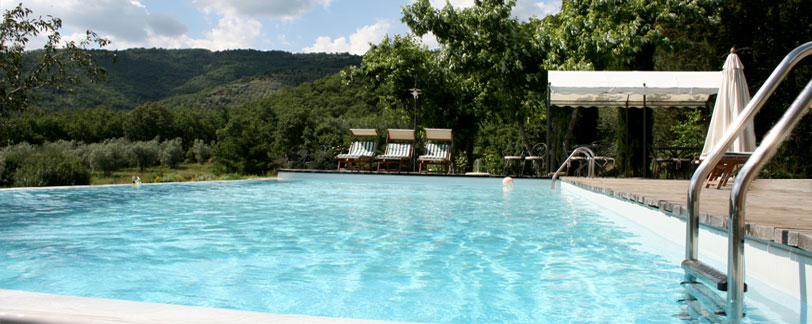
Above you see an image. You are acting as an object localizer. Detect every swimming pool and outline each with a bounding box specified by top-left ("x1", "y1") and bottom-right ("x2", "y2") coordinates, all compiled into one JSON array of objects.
[{"x1": 0, "y1": 176, "x2": 788, "y2": 323}]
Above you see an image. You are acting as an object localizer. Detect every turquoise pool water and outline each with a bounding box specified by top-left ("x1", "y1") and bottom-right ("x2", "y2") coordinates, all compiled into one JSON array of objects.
[{"x1": 0, "y1": 178, "x2": 773, "y2": 323}]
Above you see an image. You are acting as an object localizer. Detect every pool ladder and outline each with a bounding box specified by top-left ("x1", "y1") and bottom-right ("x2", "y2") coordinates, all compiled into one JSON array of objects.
[
  {"x1": 683, "y1": 41, "x2": 812, "y2": 323},
  {"x1": 550, "y1": 146, "x2": 595, "y2": 189}
]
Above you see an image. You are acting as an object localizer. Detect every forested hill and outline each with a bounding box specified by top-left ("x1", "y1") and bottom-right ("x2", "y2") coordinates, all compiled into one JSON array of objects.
[{"x1": 29, "y1": 48, "x2": 361, "y2": 111}]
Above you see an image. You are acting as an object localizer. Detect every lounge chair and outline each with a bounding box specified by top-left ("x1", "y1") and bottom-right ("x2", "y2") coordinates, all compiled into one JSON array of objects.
[
  {"x1": 336, "y1": 129, "x2": 377, "y2": 171},
  {"x1": 419, "y1": 128, "x2": 453, "y2": 173},
  {"x1": 376, "y1": 129, "x2": 415, "y2": 172}
]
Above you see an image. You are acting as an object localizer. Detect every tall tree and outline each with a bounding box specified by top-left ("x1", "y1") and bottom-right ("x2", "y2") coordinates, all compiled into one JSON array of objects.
[
  {"x1": 123, "y1": 102, "x2": 174, "y2": 142},
  {"x1": 0, "y1": 3, "x2": 113, "y2": 117},
  {"x1": 402, "y1": 0, "x2": 545, "y2": 164},
  {"x1": 347, "y1": 34, "x2": 479, "y2": 169}
]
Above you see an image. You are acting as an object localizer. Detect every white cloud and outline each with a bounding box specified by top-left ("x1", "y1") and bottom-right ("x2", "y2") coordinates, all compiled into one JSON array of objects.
[
  {"x1": 427, "y1": 0, "x2": 474, "y2": 8},
  {"x1": 419, "y1": 32, "x2": 440, "y2": 49},
  {"x1": 3, "y1": 0, "x2": 265, "y2": 50},
  {"x1": 192, "y1": 13, "x2": 262, "y2": 50},
  {"x1": 303, "y1": 19, "x2": 391, "y2": 55},
  {"x1": 422, "y1": 0, "x2": 560, "y2": 20},
  {"x1": 192, "y1": 0, "x2": 331, "y2": 20},
  {"x1": 513, "y1": 0, "x2": 560, "y2": 20},
  {"x1": 147, "y1": 13, "x2": 188, "y2": 37}
]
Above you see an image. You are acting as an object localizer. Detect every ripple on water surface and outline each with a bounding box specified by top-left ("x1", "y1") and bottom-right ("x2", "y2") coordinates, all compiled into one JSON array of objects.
[{"x1": 0, "y1": 179, "x2": 775, "y2": 323}]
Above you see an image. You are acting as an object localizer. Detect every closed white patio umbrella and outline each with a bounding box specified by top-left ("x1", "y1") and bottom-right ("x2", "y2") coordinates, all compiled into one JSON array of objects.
[{"x1": 701, "y1": 49, "x2": 757, "y2": 157}]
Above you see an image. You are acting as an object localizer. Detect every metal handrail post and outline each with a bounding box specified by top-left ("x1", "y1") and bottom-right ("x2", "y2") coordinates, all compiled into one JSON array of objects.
[
  {"x1": 551, "y1": 146, "x2": 595, "y2": 189},
  {"x1": 684, "y1": 41, "x2": 812, "y2": 272},
  {"x1": 726, "y1": 79, "x2": 812, "y2": 322}
]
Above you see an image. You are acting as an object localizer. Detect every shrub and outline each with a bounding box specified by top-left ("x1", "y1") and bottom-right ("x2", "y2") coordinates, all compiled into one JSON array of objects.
[
  {"x1": 12, "y1": 150, "x2": 90, "y2": 187},
  {"x1": 0, "y1": 142, "x2": 35, "y2": 186}
]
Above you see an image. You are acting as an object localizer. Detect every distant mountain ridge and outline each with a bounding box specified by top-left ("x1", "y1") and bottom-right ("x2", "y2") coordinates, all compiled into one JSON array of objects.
[{"x1": 31, "y1": 48, "x2": 362, "y2": 111}]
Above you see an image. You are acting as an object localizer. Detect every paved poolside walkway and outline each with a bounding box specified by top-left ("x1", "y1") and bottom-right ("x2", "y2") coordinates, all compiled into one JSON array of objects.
[{"x1": 561, "y1": 177, "x2": 812, "y2": 252}]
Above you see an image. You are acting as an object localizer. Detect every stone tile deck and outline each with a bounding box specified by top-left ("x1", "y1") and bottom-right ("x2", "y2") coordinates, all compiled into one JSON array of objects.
[{"x1": 562, "y1": 177, "x2": 812, "y2": 252}]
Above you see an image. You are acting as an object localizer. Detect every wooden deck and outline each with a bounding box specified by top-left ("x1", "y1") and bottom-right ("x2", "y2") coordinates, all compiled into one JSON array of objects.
[{"x1": 562, "y1": 177, "x2": 812, "y2": 253}]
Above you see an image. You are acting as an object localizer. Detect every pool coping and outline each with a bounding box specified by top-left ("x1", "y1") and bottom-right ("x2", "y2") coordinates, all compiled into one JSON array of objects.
[
  {"x1": 562, "y1": 178, "x2": 812, "y2": 255},
  {"x1": 0, "y1": 289, "x2": 428, "y2": 324}
]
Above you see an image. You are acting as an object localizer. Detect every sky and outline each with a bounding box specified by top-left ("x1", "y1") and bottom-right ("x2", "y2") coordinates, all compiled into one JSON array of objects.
[{"x1": 1, "y1": 0, "x2": 561, "y2": 55}]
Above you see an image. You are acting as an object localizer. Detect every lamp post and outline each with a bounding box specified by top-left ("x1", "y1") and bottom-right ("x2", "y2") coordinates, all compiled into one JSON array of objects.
[{"x1": 409, "y1": 80, "x2": 421, "y2": 172}]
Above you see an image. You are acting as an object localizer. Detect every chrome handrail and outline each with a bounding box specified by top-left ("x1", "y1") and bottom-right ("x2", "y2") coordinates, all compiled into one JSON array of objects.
[
  {"x1": 551, "y1": 146, "x2": 595, "y2": 189},
  {"x1": 684, "y1": 41, "x2": 812, "y2": 323},
  {"x1": 726, "y1": 79, "x2": 812, "y2": 322}
]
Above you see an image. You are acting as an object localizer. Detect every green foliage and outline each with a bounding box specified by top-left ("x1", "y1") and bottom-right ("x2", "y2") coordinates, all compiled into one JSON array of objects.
[
  {"x1": 0, "y1": 142, "x2": 34, "y2": 186},
  {"x1": 213, "y1": 105, "x2": 274, "y2": 175},
  {"x1": 668, "y1": 109, "x2": 707, "y2": 147},
  {"x1": 29, "y1": 48, "x2": 361, "y2": 111},
  {"x1": 0, "y1": 107, "x2": 125, "y2": 145},
  {"x1": 0, "y1": 144, "x2": 90, "y2": 187},
  {"x1": 402, "y1": 0, "x2": 545, "y2": 165},
  {"x1": 87, "y1": 143, "x2": 118, "y2": 176},
  {"x1": 534, "y1": 0, "x2": 722, "y2": 175},
  {"x1": 123, "y1": 102, "x2": 174, "y2": 142},
  {"x1": 126, "y1": 139, "x2": 160, "y2": 171},
  {"x1": 2, "y1": 0, "x2": 810, "y2": 180},
  {"x1": 535, "y1": 0, "x2": 721, "y2": 71},
  {"x1": 191, "y1": 139, "x2": 213, "y2": 164},
  {"x1": 160, "y1": 138, "x2": 184, "y2": 168},
  {"x1": 212, "y1": 72, "x2": 386, "y2": 174},
  {"x1": 716, "y1": 0, "x2": 812, "y2": 178},
  {"x1": 160, "y1": 78, "x2": 286, "y2": 110},
  {"x1": 347, "y1": 34, "x2": 483, "y2": 169},
  {"x1": 0, "y1": 4, "x2": 112, "y2": 115}
]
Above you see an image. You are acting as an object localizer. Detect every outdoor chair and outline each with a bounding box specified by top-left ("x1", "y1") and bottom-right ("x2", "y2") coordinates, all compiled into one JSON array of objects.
[
  {"x1": 336, "y1": 128, "x2": 378, "y2": 171},
  {"x1": 376, "y1": 129, "x2": 415, "y2": 173},
  {"x1": 419, "y1": 128, "x2": 453, "y2": 173},
  {"x1": 565, "y1": 142, "x2": 615, "y2": 177},
  {"x1": 694, "y1": 152, "x2": 751, "y2": 189},
  {"x1": 650, "y1": 146, "x2": 698, "y2": 179},
  {"x1": 522, "y1": 143, "x2": 547, "y2": 177},
  {"x1": 591, "y1": 142, "x2": 616, "y2": 175},
  {"x1": 502, "y1": 142, "x2": 525, "y2": 176}
]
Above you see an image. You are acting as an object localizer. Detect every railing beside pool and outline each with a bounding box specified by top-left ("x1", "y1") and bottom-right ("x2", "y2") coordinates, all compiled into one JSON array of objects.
[
  {"x1": 684, "y1": 40, "x2": 812, "y2": 323},
  {"x1": 551, "y1": 146, "x2": 595, "y2": 189}
]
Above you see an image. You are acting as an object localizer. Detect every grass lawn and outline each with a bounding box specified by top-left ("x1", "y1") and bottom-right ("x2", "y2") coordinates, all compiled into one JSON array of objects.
[{"x1": 90, "y1": 163, "x2": 262, "y2": 185}]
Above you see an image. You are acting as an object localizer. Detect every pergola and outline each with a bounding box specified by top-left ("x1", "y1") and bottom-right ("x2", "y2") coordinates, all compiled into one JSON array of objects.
[{"x1": 545, "y1": 71, "x2": 722, "y2": 175}]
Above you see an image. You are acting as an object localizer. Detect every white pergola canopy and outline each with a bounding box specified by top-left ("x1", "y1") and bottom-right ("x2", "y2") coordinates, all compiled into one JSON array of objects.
[{"x1": 548, "y1": 71, "x2": 722, "y2": 108}]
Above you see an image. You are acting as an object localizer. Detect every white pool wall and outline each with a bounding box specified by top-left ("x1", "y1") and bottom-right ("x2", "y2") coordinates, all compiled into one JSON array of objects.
[{"x1": 561, "y1": 181, "x2": 812, "y2": 321}]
